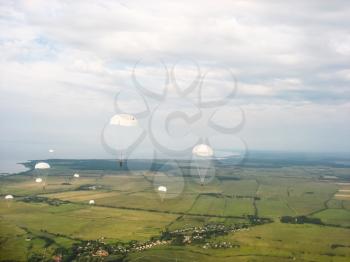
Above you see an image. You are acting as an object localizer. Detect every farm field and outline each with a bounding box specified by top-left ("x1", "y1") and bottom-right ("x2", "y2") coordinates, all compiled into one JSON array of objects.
[
  {"x1": 127, "y1": 222, "x2": 350, "y2": 262},
  {"x1": 2, "y1": 1, "x2": 350, "y2": 261},
  {"x1": 0, "y1": 158, "x2": 350, "y2": 261}
]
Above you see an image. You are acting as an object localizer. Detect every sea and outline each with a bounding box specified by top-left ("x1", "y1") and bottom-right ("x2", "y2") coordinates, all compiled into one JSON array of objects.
[{"x1": 0, "y1": 159, "x2": 29, "y2": 175}]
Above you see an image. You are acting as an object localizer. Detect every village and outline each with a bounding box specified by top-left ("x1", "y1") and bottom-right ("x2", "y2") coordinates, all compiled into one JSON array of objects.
[{"x1": 67, "y1": 223, "x2": 254, "y2": 260}]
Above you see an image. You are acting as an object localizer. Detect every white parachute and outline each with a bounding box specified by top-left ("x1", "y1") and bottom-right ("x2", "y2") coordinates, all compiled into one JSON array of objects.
[
  {"x1": 192, "y1": 143, "x2": 215, "y2": 185},
  {"x1": 192, "y1": 144, "x2": 214, "y2": 157},
  {"x1": 4, "y1": 194, "x2": 14, "y2": 207},
  {"x1": 158, "y1": 186, "x2": 167, "y2": 192},
  {"x1": 35, "y1": 177, "x2": 43, "y2": 183},
  {"x1": 110, "y1": 114, "x2": 138, "y2": 127},
  {"x1": 152, "y1": 161, "x2": 185, "y2": 202},
  {"x1": 34, "y1": 162, "x2": 51, "y2": 169},
  {"x1": 157, "y1": 185, "x2": 168, "y2": 202},
  {"x1": 34, "y1": 162, "x2": 50, "y2": 189},
  {"x1": 89, "y1": 200, "x2": 95, "y2": 205},
  {"x1": 104, "y1": 113, "x2": 141, "y2": 168}
]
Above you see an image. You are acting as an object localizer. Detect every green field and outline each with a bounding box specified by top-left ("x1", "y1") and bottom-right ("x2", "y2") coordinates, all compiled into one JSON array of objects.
[{"x1": 1, "y1": 159, "x2": 350, "y2": 261}]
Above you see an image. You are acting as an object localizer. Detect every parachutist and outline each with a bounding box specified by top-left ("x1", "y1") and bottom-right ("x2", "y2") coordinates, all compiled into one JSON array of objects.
[
  {"x1": 105, "y1": 114, "x2": 138, "y2": 170},
  {"x1": 34, "y1": 162, "x2": 50, "y2": 191},
  {"x1": 192, "y1": 144, "x2": 214, "y2": 185}
]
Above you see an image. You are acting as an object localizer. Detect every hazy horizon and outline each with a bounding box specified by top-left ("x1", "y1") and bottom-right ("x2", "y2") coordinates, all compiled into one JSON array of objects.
[{"x1": 1, "y1": 1, "x2": 350, "y2": 172}]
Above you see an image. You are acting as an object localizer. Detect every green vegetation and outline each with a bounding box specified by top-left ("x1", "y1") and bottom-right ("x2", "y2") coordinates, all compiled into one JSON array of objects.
[
  {"x1": 1, "y1": 158, "x2": 350, "y2": 261},
  {"x1": 280, "y1": 215, "x2": 323, "y2": 225},
  {"x1": 311, "y1": 209, "x2": 350, "y2": 227}
]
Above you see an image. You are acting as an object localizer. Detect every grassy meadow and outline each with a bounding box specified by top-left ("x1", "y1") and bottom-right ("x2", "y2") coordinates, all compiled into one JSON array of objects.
[{"x1": 0, "y1": 158, "x2": 350, "y2": 261}]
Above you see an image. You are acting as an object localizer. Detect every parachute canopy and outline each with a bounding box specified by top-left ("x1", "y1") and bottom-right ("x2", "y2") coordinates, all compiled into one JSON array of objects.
[
  {"x1": 49, "y1": 149, "x2": 54, "y2": 153},
  {"x1": 110, "y1": 114, "x2": 138, "y2": 127},
  {"x1": 158, "y1": 186, "x2": 167, "y2": 192},
  {"x1": 89, "y1": 200, "x2": 95, "y2": 205},
  {"x1": 35, "y1": 162, "x2": 51, "y2": 169},
  {"x1": 73, "y1": 173, "x2": 80, "y2": 178},
  {"x1": 5, "y1": 195, "x2": 14, "y2": 200},
  {"x1": 35, "y1": 178, "x2": 43, "y2": 183},
  {"x1": 192, "y1": 144, "x2": 214, "y2": 157}
]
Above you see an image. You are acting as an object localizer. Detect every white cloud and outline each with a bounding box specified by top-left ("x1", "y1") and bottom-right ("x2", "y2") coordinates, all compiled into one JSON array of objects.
[{"x1": 0, "y1": 0, "x2": 350, "y2": 158}]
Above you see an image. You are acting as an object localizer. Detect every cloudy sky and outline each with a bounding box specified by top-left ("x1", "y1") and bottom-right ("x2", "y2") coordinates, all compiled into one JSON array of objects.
[{"x1": 1, "y1": 0, "x2": 350, "y2": 165}]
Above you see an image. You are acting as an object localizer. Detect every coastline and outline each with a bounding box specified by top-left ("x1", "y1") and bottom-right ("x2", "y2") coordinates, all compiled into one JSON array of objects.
[{"x1": 0, "y1": 160, "x2": 29, "y2": 176}]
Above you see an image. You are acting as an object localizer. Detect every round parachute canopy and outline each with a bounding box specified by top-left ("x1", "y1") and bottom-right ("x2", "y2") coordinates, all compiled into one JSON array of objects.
[
  {"x1": 35, "y1": 178, "x2": 43, "y2": 183},
  {"x1": 192, "y1": 144, "x2": 214, "y2": 157},
  {"x1": 158, "y1": 186, "x2": 167, "y2": 192},
  {"x1": 73, "y1": 173, "x2": 80, "y2": 178},
  {"x1": 89, "y1": 200, "x2": 95, "y2": 205},
  {"x1": 34, "y1": 162, "x2": 51, "y2": 169},
  {"x1": 110, "y1": 114, "x2": 138, "y2": 127},
  {"x1": 49, "y1": 149, "x2": 55, "y2": 153},
  {"x1": 5, "y1": 195, "x2": 14, "y2": 200}
]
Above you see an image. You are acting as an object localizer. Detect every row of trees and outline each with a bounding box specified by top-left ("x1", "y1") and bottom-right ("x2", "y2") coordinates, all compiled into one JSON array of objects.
[
  {"x1": 280, "y1": 216, "x2": 323, "y2": 225},
  {"x1": 22, "y1": 196, "x2": 69, "y2": 206}
]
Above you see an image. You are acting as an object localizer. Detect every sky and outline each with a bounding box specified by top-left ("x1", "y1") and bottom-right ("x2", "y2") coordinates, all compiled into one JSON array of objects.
[{"x1": 0, "y1": 0, "x2": 350, "y2": 166}]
